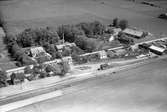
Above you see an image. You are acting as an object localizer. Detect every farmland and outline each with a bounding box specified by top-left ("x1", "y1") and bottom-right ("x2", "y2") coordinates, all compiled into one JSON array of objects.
[{"x1": 0, "y1": 0, "x2": 167, "y2": 36}]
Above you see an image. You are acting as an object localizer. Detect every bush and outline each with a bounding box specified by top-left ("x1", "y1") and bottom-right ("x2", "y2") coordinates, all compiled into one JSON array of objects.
[
  {"x1": 24, "y1": 66, "x2": 33, "y2": 74},
  {"x1": 57, "y1": 25, "x2": 85, "y2": 43},
  {"x1": 10, "y1": 72, "x2": 25, "y2": 85},
  {"x1": 113, "y1": 18, "x2": 119, "y2": 27},
  {"x1": 119, "y1": 19, "x2": 128, "y2": 30},
  {"x1": 74, "y1": 35, "x2": 98, "y2": 52},
  {"x1": 62, "y1": 47, "x2": 71, "y2": 57},
  {"x1": 77, "y1": 21, "x2": 105, "y2": 37},
  {"x1": 71, "y1": 46, "x2": 84, "y2": 55},
  {"x1": 0, "y1": 70, "x2": 8, "y2": 88},
  {"x1": 16, "y1": 27, "x2": 60, "y2": 47},
  {"x1": 39, "y1": 72, "x2": 48, "y2": 78},
  {"x1": 45, "y1": 65, "x2": 53, "y2": 73}
]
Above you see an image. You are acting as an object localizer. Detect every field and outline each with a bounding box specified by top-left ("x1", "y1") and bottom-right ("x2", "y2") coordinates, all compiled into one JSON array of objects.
[{"x1": 0, "y1": 0, "x2": 167, "y2": 36}]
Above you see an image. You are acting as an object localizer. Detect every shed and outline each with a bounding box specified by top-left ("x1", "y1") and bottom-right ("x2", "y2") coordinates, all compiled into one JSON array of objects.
[{"x1": 149, "y1": 45, "x2": 165, "y2": 55}]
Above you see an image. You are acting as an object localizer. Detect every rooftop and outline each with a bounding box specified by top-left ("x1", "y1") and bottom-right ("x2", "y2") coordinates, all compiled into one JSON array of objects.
[
  {"x1": 149, "y1": 45, "x2": 165, "y2": 53},
  {"x1": 123, "y1": 28, "x2": 143, "y2": 37},
  {"x1": 56, "y1": 43, "x2": 76, "y2": 50}
]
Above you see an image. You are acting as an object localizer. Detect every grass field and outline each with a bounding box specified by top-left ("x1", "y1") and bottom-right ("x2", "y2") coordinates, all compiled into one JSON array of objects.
[{"x1": 0, "y1": 0, "x2": 167, "y2": 36}]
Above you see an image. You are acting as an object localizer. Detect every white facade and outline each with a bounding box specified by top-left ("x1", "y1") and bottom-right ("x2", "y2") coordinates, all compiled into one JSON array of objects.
[
  {"x1": 149, "y1": 45, "x2": 165, "y2": 53},
  {"x1": 99, "y1": 50, "x2": 107, "y2": 59},
  {"x1": 109, "y1": 35, "x2": 114, "y2": 42}
]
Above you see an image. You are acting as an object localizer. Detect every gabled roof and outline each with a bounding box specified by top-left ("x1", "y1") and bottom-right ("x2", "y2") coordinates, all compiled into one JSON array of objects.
[
  {"x1": 149, "y1": 45, "x2": 165, "y2": 53},
  {"x1": 123, "y1": 28, "x2": 143, "y2": 37}
]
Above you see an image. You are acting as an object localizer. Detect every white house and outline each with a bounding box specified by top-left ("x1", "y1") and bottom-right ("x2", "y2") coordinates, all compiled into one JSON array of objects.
[
  {"x1": 149, "y1": 45, "x2": 165, "y2": 55},
  {"x1": 56, "y1": 42, "x2": 76, "y2": 52},
  {"x1": 99, "y1": 50, "x2": 108, "y2": 59}
]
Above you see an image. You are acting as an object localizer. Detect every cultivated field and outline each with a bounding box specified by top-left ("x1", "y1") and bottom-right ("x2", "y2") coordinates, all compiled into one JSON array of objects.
[{"x1": 0, "y1": 0, "x2": 167, "y2": 36}]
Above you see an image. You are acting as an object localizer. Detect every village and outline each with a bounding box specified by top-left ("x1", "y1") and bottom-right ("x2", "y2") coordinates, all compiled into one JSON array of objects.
[{"x1": 0, "y1": 19, "x2": 167, "y2": 88}]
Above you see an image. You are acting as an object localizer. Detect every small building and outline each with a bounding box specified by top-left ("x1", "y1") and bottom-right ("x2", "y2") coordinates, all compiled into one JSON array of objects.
[
  {"x1": 56, "y1": 43, "x2": 76, "y2": 52},
  {"x1": 122, "y1": 28, "x2": 145, "y2": 39},
  {"x1": 148, "y1": 45, "x2": 165, "y2": 55},
  {"x1": 99, "y1": 50, "x2": 108, "y2": 59},
  {"x1": 62, "y1": 56, "x2": 73, "y2": 65}
]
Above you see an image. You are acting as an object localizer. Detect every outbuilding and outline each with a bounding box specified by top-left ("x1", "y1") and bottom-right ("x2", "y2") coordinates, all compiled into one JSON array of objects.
[{"x1": 149, "y1": 45, "x2": 165, "y2": 55}]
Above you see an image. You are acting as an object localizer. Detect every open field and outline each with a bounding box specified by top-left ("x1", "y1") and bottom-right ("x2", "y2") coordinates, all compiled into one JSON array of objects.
[
  {"x1": 9, "y1": 56, "x2": 167, "y2": 112},
  {"x1": 0, "y1": 0, "x2": 167, "y2": 36}
]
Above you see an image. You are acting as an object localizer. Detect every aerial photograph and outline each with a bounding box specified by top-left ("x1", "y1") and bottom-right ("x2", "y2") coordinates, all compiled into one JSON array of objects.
[{"x1": 0, "y1": 0, "x2": 167, "y2": 112}]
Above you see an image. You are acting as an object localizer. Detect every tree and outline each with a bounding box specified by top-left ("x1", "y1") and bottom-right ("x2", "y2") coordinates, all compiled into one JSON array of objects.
[
  {"x1": 52, "y1": 51, "x2": 62, "y2": 59},
  {"x1": 5, "y1": 34, "x2": 16, "y2": 45},
  {"x1": 45, "y1": 65, "x2": 54, "y2": 73},
  {"x1": 74, "y1": 35, "x2": 98, "y2": 52},
  {"x1": 37, "y1": 28, "x2": 60, "y2": 45},
  {"x1": 24, "y1": 66, "x2": 33, "y2": 74},
  {"x1": 91, "y1": 21, "x2": 105, "y2": 35},
  {"x1": 62, "y1": 47, "x2": 71, "y2": 57},
  {"x1": 77, "y1": 21, "x2": 105, "y2": 37},
  {"x1": 0, "y1": 70, "x2": 8, "y2": 88},
  {"x1": 71, "y1": 53, "x2": 80, "y2": 62},
  {"x1": 32, "y1": 65, "x2": 41, "y2": 74},
  {"x1": 57, "y1": 25, "x2": 85, "y2": 43},
  {"x1": 36, "y1": 55, "x2": 50, "y2": 64},
  {"x1": 113, "y1": 18, "x2": 119, "y2": 27},
  {"x1": 43, "y1": 43, "x2": 57, "y2": 56},
  {"x1": 39, "y1": 71, "x2": 48, "y2": 78},
  {"x1": 16, "y1": 27, "x2": 60, "y2": 47},
  {"x1": 119, "y1": 19, "x2": 128, "y2": 30},
  {"x1": 10, "y1": 72, "x2": 25, "y2": 85},
  {"x1": 16, "y1": 28, "x2": 36, "y2": 47},
  {"x1": 71, "y1": 46, "x2": 84, "y2": 55},
  {"x1": 74, "y1": 35, "x2": 87, "y2": 50},
  {"x1": 20, "y1": 54, "x2": 37, "y2": 65},
  {"x1": 76, "y1": 22, "x2": 93, "y2": 37}
]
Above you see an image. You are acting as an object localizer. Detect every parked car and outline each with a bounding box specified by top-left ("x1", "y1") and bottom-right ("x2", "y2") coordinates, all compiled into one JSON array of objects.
[{"x1": 98, "y1": 63, "x2": 112, "y2": 70}]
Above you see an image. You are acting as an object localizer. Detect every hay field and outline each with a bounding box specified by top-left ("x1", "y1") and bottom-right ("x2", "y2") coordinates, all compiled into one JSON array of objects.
[{"x1": 0, "y1": 0, "x2": 167, "y2": 36}]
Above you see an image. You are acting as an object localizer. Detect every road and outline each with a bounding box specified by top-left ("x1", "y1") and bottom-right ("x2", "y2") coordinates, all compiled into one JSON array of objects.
[{"x1": 8, "y1": 56, "x2": 167, "y2": 112}]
